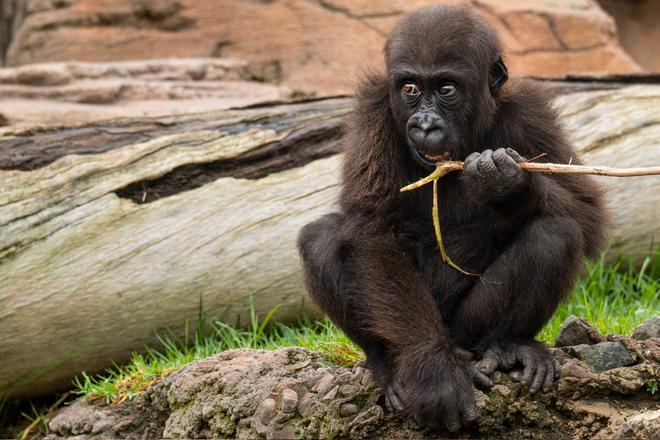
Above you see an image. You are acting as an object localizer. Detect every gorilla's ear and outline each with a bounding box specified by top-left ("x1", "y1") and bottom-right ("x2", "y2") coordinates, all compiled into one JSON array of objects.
[{"x1": 489, "y1": 56, "x2": 508, "y2": 95}]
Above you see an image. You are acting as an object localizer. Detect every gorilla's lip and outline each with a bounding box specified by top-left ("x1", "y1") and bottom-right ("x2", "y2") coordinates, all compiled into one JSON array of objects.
[
  {"x1": 406, "y1": 137, "x2": 453, "y2": 169},
  {"x1": 423, "y1": 151, "x2": 451, "y2": 162},
  {"x1": 409, "y1": 145, "x2": 451, "y2": 169}
]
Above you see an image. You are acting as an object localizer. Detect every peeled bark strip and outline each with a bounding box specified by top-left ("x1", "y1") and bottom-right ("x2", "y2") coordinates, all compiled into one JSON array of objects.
[
  {"x1": 45, "y1": 336, "x2": 660, "y2": 439},
  {"x1": 1, "y1": 83, "x2": 659, "y2": 397}
]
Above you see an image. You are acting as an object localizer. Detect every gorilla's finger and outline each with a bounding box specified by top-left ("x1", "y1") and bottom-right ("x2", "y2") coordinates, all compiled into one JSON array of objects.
[
  {"x1": 529, "y1": 363, "x2": 546, "y2": 394},
  {"x1": 460, "y1": 397, "x2": 478, "y2": 423},
  {"x1": 384, "y1": 395, "x2": 393, "y2": 412},
  {"x1": 472, "y1": 368, "x2": 493, "y2": 388},
  {"x1": 387, "y1": 392, "x2": 405, "y2": 412},
  {"x1": 493, "y1": 148, "x2": 520, "y2": 177},
  {"x1": 502, "y1": 349, "x2": 518, "y2": 370},
  {"x1": 505, "y1": 148, "x2": 526, "y2": 162},
  {"x1": 553, "y1": 359, "x2": 561, "y2": 379},
  {"x1": 542, "y1": 362, "x2": 555, "y2": 393},
  {"x1": 389, "y1": 383, "x2": 406, "y2": 412},
  {"x1": 445, "y1": 410, "x2": 462, "y2": 433},
  {"x1": 463, "y1": 152, "x2": 482, "y2": 180},
  {"x1": 520, "y1": 355, "x2": 537, "y2": 386},
  {"x1": 477, "y1": 149, "x2": 498, "y2": 178},
  {"x1": 476, "y1": 350, "x2": 499, "y2": 375}
]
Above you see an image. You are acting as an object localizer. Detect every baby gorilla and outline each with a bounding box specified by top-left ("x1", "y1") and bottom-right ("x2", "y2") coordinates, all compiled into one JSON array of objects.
[{"x1": 298, "y1": 4, "x2": 606, "y2": 432}]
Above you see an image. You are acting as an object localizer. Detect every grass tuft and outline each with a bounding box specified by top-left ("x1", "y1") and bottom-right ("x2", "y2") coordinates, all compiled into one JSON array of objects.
[
  {"x1": 537, "y1": 252, "x2": 659, "y2": 342},
  {"x1": 74, "y1": 253, "x2": 658, "y2": 403}
]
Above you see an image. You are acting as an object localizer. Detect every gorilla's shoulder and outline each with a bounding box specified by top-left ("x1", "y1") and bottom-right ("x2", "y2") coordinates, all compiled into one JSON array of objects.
[
  {"x1": 496, "y1": 78, "x2": 561, "y2": 130},
  {"x1": 500, "y1": 78, "x2": 555, "y2": 112}
]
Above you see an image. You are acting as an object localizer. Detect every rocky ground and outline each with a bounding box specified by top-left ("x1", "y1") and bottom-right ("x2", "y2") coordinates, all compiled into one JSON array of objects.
[{"x1": 46, "y1": 316, "x2": 659, "y2": 439}]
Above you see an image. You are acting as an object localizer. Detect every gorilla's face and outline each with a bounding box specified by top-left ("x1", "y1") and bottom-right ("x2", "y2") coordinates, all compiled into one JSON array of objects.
[{"x1": 390, "y1": 66, "x2": 468, "y2": 168}]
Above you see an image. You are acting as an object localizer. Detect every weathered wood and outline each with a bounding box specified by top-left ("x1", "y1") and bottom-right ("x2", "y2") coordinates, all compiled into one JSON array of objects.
[{"x1": 0, "y1": 84, "x2": 659, "y2": 397}]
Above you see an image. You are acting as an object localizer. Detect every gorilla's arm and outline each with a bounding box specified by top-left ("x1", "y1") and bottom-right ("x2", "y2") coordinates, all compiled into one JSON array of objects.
[{"x1": 449, "y1": 81, "x2": 606, "y2": 391}]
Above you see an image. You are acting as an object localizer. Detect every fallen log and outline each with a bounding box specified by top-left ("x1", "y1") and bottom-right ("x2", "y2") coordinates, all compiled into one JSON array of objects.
[{"x1": 1, "y1": 81, "x2": 659, "y2": 397}]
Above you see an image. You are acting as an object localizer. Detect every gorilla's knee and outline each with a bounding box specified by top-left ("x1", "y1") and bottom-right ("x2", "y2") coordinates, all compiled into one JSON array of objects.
[
  {"x1": 527, "y1": 217, "x2": 583, "y2": 264},
  {"x1": 297, "y1": 213, "x2": 345, "y2": 310},
  {"x1": 297, "y1": 213, "x2": 343, "y2": 265}
]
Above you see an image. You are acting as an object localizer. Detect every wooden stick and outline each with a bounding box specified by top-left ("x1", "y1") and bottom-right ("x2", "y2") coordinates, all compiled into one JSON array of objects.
[
  {"x1": 519, "y1": 162, "x2": 660, "y2": 177},
  {"x1": 401, "y1": 161, "x2": 660, "y2": 192}
]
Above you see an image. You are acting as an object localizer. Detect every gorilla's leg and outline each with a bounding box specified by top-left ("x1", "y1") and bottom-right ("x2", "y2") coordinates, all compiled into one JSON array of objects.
[
  {"x1": 447, "y1": 216, "x2": 583, "y2": 392},
  {"x1": 297, "y1": 214, "x2": 397, "y2": 387}
]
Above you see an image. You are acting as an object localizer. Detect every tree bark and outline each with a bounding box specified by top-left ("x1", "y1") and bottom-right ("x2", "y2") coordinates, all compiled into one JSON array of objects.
[{"x1": 1, "y1": 82, "x2": 659, "y2": 397}]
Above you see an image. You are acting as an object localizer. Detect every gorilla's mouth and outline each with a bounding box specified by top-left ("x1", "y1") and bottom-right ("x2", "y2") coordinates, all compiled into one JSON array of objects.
[
  {"x1": 423, "y1": 152, "x2": 451, "y2": 162},
  {"x1": 409, "y1": 144, "x2": 452, "y2": 169}
]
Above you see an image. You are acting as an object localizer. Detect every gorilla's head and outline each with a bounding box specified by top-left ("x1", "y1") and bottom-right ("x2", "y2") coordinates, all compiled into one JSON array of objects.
[{"x1": 384, "y1": 5, "x2": 508, "y2": 168}]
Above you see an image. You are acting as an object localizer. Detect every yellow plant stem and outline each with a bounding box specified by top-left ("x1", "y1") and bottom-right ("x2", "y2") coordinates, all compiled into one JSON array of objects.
[{"x1": 432, "y1": 178, "x2": 478, "y2": 276}]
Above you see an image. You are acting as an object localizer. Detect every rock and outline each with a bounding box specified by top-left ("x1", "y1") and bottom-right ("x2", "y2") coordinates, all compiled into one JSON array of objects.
[
  {"x1": 3, "y1": 0, "x2": 641, "y2": 96},
  {"x1": 45, "y1": 340, "x2": 660, "y2": 439},
  {"x1": 599, "y1": 0, "x2": 660, "y2": 72},
  {"x1": 0, "y1": 59, "x2": 289, "y2": 126},
  {"x1": 564, "y1": 341, "x2": 635, "y2": 373},
  {"x1": 595, "y1": 409, "x2": 660, "y2": 439},
  {"x1": 555, "y1": 315, "x2": 605, "y2": 347},
  {"x1": 339, "y1": 403, "x2": 359, "y2": 417},
  {"x1": 632, "y1": 316, "x2": 660, "y2": 340},
  {"x1": 280, "y1": 388, "x2": 298, "y2": 414}
]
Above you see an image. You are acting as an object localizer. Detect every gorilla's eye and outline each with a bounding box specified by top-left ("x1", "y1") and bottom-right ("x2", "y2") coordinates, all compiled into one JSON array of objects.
[
  {"x1": 402, "y1": 83, "x2": 420, "y2": 96},
  {"x1": 438, "y1": 85, "x2": 456, "y2": 96}
]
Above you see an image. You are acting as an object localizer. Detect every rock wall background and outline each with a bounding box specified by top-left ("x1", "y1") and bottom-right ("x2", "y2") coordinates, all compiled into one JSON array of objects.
[{"x1": 0, "y1": 0, "x2": 657, "y2": 97}]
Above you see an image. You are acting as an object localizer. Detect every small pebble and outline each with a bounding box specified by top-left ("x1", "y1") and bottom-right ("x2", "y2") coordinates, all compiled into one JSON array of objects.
[
  {"x1": 492, "y1": 384, "x2": 510, "y2": 397},
  {"x1": 339, "y1": 384, "x2": 358, "y2": 396},
  {"x1": 298, "y1": 394, "x2": 314, "y2": 417},
  {"x1": 322, "y1": 385, "x2": 338, "y2": 401},
  {"x1": 340, "y1": 403, "x2": 359, "y2": 417},
  {"x1": 361, "y1": 369, "x2": 374, "y2": 386},
  {"x1": 313, "y1": 373, "x2": 335, "y2": 395},
  {"x1": 259, "y1": 398, "x2": 277, "y2": 424},
  {"x1": 281, "y1": 388, "x2": 298, "y2": 413}
]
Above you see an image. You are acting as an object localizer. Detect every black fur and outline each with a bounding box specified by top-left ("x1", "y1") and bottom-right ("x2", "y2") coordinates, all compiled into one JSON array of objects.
[{"x1": 297, "y1": 5, "x2": 606, "y2": 432}]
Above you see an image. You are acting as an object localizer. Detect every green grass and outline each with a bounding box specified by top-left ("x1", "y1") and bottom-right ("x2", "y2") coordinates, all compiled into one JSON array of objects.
[
  {"x1": 537, "y1": 253, "x2": 659, "y2": 342},
  {"x1": 74, "y1": 254, "x2": 659, "y2": 403},
  {"x1": 73, "y1": 298, "x2": 362, "y2": 403}
]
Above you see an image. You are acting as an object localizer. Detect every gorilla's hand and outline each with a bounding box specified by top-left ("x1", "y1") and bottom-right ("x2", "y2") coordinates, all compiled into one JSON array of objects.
[
  {"x1": 384, "y1": 348, "x2": 492, "y2": 415},
  {"x1": 462, "y1": 148, "x2": 529, "y2": 201},
  {"x1": 476, "y1": 340, "x2": 560, "y2": 394},
  {"x1": 392, "y1": 349, "x2": 491, "y2": 432}
]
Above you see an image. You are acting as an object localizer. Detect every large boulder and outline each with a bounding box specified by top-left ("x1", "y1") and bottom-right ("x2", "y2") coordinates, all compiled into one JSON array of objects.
[{"x1": 2, "y1": 0, "x2": 642, "y2": 95}]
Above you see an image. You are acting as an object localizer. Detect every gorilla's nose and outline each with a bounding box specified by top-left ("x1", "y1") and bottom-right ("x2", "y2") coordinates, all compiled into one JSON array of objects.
[{"x1": 407, "y1": 113, "x2": 445, "y2": 150}]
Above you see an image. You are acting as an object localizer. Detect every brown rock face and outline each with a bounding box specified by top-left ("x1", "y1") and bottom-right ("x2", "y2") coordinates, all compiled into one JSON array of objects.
[
  {"x1": 598, "y1": 0, "x2": 660, "y2": 72},
  {"x1": 0, "y1": 59, "x2": 289, "y2": 126},
  {"x1": 3, "y1": 0, "x2": 643, "y2": 95}
]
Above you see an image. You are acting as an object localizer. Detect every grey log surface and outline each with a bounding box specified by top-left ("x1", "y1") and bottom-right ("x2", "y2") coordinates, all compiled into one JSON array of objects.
[{"x1": 1, "y1": 82, "x2": 659, "y2": 397}]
